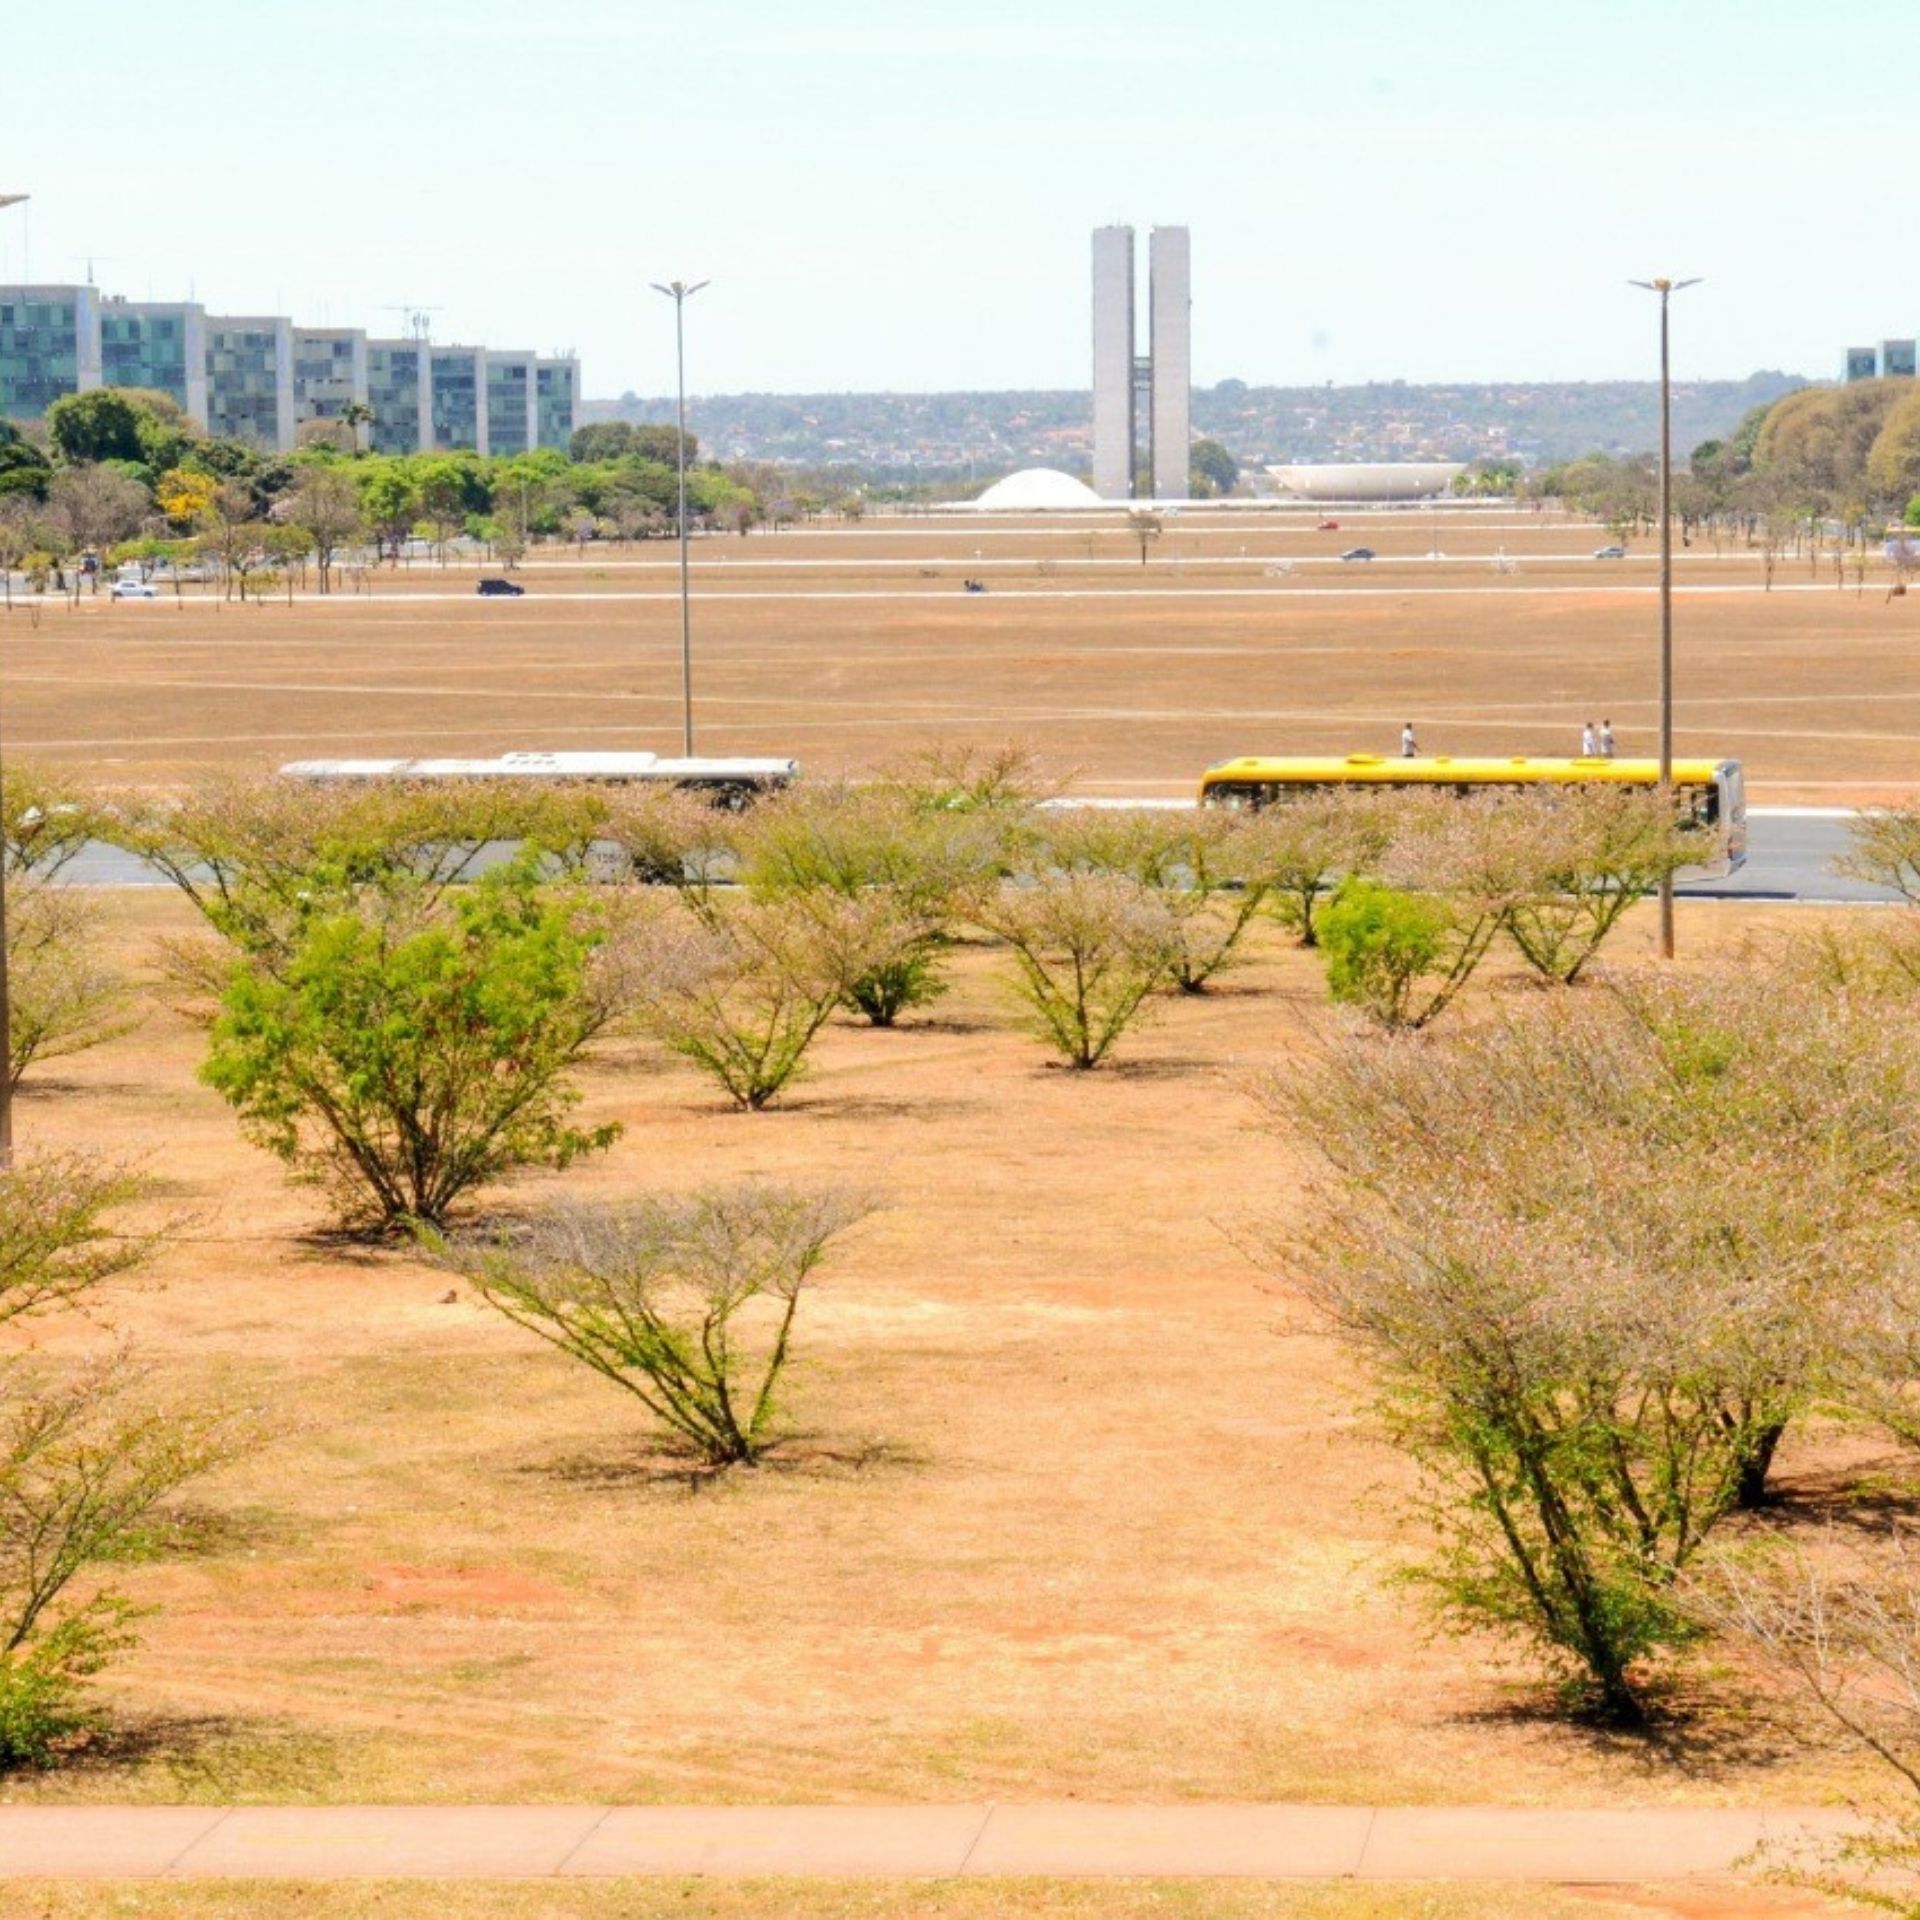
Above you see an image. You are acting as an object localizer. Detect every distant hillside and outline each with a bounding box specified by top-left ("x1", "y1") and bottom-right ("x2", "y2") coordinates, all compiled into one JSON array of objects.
[{"x1": 582, "y1": 373, "x2": 1807, "y2": 482}]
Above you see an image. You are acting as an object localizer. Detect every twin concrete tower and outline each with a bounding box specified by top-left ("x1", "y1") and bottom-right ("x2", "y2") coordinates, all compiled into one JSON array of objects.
[{"x1": 1091, "y1": 224, "x2": 1191, "y2": 501}]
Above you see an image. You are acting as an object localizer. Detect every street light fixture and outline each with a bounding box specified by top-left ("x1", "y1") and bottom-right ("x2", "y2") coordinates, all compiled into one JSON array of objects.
[
  {"x1": 649, "y1": 278, "x2": 709, "y2": 758},
  {"x1": 1629, "y1": 275, "x2": 1701, "y2": 961}
]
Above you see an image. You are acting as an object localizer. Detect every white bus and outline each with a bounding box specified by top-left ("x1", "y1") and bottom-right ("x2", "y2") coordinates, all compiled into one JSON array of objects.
[{"x1": 279, "y1": 750, "x2": 798, "y2": 809}]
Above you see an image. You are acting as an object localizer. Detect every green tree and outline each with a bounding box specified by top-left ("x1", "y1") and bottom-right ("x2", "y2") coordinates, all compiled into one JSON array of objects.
[
  {"x1": 283, "y1": 466, "x2": 364, "y2": 592},
  {"x1": 356, "y1": 460, "x2": 421, "y2": 564},
  {"x1": 1188, "y1": 437, "x2": 1239, "y2": 497},
  {"x1": 201, "y1": 858, "x2": 623, "y2": 1229},
  {"x1": 43, "y1": 391, "x2": 150, "y2": 466},
  {"x1": 0, "y1": 426, "x2": 51, "y2": 503},
  {"x1": 1867, "y1": 386, "x2": 1920, "y2": 508}
]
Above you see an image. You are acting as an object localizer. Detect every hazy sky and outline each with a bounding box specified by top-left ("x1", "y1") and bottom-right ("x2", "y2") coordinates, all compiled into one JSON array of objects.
[{"x1": 5, "y1": 1, "x2": 1909, "y2": 397}]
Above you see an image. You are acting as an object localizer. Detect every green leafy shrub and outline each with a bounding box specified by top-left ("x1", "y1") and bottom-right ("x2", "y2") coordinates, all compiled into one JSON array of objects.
[
  {"x1": 202, "y1": 858, "x2": 620, "y2": 1228},
  {"x1": 1317, "y1": 878, "x2": 1495, "y2": 1029}
]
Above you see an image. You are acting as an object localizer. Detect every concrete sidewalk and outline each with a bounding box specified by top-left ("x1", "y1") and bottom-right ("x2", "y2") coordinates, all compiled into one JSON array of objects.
[{"x1": 0, "y1": 1802, "x2": 1867, "y2": 1882}]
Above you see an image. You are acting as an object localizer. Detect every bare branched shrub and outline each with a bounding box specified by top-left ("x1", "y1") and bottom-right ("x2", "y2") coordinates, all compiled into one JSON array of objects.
[
  {"x1": 112, "y1": 775, "x2": 524, "y2": 970},
  {"x1": 0, "y1": 1165, "x2": 238, "y2": 1767},
  {"x1": 436, "y1": 1186, "x2": 872, "y2": 1466},
  {"x1": 1696, "y1": 1534, "x2": 1920, "y2": 1909},
  {"x1": 1239, "y1": 794, "x2": 1392, "y2": 949},
  {"x1": 978, "y1": 871, "x2": 1179, "y2": 1068},
  {"x1": 1499, "y1": 788, "x2": 1703, "y2": 984},
  {"x1": 1272, "y1": 975, "x2": 1919, "y2": 1722},
  {"x1": 631, "y1": 898, "x2": 854, "y2": 1109},
  {"x1": 735, "y1": 785, "x2": 995, "y2": 1024},
  {"x1": 875, "y1": 741, "x2": 1058, "y2": 819},
  {"x1": 598, "y1": 785, "x2": 738, "y2": 899},
  {"x1": 7, "y1": 883, "x2": 138, "y2": 1089},
  {"x1": 1033, "y1": 807, "x2": 1272, "y2": 993},
  {"x1": 1, "y1": 763, "x2": 99, "y2": 881},
  {"x1": 1804, "y1": 918, "x2": 1920, "y2": 1001},
  {"x1": 1839, "y1": 809, "x2": 1920, "y2": 904},
  {"x1": 0, "y1": 1353, "x2": 237, "y2": 1765},
  {"x1": 0, "y1": 1156, "x2": 153, "y2": 1327}
]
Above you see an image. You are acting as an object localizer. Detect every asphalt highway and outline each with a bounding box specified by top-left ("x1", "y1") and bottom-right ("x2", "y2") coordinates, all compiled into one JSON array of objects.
[{"x1": 51, "y1": 809, "x2": 1898, "y2": 903}]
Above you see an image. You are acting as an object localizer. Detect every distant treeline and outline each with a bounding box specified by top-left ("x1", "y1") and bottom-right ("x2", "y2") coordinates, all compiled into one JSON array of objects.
[{"x1": 582, "y1": 372, "x2": 1807, "y2": 478}]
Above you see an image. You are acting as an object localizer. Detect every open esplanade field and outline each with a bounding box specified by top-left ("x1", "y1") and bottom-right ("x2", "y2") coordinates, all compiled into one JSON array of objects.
[
  {"x1": 7, "y1": 506, "x2": 1917, "y2": 1919},
  {"x1": 13, "y1": 505, "x2": 1919, "y2": 798}
]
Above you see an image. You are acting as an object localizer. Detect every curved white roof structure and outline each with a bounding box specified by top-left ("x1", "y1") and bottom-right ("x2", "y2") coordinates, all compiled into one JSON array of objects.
[
  {"x1": 1267, "y1": 462, "x2": 1466, "y2": 501},
  {"x1": 972, "y1": 467, "x2": 1105, "y2": 510}
]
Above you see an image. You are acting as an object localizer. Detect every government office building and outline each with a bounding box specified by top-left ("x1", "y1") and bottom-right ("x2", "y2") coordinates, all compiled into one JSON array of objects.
[{"x1": 0, "y1": 283, "x2": 577, "y2": 457}]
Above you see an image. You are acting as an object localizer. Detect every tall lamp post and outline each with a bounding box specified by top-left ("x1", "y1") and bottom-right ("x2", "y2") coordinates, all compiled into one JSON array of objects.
[
  {"x1": 649, "y1": 278, "x2": 708, "y2": 758},
  {"x1": 0, "y1": 193, "x2": 29, "y2": 1169},
  {"x1": 1629, "y1": 275, "x2": 1700, "y2": 961}
]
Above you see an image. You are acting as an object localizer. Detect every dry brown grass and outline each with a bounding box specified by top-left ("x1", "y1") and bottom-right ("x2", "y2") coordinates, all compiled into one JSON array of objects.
[
  {"x1": 7, "y1": 507, "x2": 1915, "y2": 800},
  {"x1": 0, "y1": 889, "x2": 1897, "y2": 1820}
]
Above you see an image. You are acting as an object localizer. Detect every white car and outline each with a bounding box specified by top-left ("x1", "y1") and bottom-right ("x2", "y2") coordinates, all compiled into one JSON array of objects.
[{"x1": 110, "y1": 579, "x2": 159, "y2": 599}]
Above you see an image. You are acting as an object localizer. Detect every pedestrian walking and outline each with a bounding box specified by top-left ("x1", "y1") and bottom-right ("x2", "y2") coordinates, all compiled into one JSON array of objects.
[
  {"x1": 1599, "y1": 718, "x2": 1615, "y2": 758},
  {"x1": 1400, "y1": 721, "x2": 1418, "y2": 759},
  {"x1": 1581, "y1": 721, "x2": 1596, "y2": 757}
]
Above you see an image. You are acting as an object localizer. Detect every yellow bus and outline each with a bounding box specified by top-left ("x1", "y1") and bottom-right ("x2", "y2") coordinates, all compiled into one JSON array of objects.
[{"x1": 1197, "y1": 754, "x2": 1746, "y2": 876}]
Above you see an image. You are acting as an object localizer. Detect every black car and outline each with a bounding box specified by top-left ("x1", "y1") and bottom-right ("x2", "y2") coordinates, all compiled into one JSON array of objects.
[
  {"x1": 476, "y1": 577, "x2": 525, "y2": 597},
  {"x1": 1338, "y1": 547, "x2": 1376, "y2": 562}
]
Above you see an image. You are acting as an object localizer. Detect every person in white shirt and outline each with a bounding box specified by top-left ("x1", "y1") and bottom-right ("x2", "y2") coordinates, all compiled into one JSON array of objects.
[
  {"x1": 1599, "y1": 719, "x2": 1615, "y2": 758},
  {"x1": 1400, "y1": 722, "x2": 1418, "y2": 759},
  {"x1": 1581, "y1": 721, "x2": 1597, "y2": 757}
]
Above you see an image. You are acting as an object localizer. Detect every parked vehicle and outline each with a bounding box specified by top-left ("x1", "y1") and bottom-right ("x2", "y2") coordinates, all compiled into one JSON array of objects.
[
  {"x1": 476, "y1": 578, "x2": 525, "y2": 597},
  {"x1": 1338, "y1": 547, "x2": 1376, "y2": 562}
]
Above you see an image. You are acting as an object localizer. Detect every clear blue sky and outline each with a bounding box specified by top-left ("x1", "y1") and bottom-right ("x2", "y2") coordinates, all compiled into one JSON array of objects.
[{"x1": 4, "y1": 0, "x2": 1908, "y2": 397}]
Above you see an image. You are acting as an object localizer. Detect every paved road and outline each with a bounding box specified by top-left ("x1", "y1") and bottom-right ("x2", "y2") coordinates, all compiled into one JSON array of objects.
[
  {"x1": 1683, "y1": 809, "x2": 1893, "y2": 904},
  {"x1": 0, "y1": 1798, "x2": 1866, "y2": 1884},
  {"x1": 54, "y1": 809, "x2": 1900, "y2": 905}
]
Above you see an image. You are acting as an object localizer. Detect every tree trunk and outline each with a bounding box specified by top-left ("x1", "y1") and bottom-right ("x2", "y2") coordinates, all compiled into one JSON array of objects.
[{"x1": 1734, "y1": 1421, "x2": 1785, "y2": 1511}]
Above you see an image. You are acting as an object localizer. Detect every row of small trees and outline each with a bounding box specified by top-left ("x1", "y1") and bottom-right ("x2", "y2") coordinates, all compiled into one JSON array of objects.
[
  {"x1": 39, "y1": 760, "x2": 1704, "y2": 1235},
  {"x1": 0, "y1": 756, "x2": 1716, "y2": 1236}
]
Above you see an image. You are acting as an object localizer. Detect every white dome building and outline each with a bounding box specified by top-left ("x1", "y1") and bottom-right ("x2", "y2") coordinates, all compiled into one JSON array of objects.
[
  {"x1": 1267, "y1": 462, "x2": 1465, "y2": 501},
  {"x1": 971, "y1": 467, "x2": 1105, "y2": 510}
]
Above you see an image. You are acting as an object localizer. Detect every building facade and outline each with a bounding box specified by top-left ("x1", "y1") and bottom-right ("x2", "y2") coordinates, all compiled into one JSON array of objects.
[
  {"x1": 205, "y1": 315, "x2": 295, "y2": 450},
  {"x1": 1148, "y1": 226, "x2": 1191, "y2": 502},
  {"x1": 484, "y1": 350, "x2": 537, "y2": 458},
  {"x1": 99, "y1": 297, "x2": 207, "y2": 425},
  {"x1": 367, "y1": 338, "x2": 431, "y2": 455},
  {"x1": 0, "y1": 284, "x2": 101, "y2": 419},
  {"x1": 536, "y1": 356, "x2": 577, "y2": 452},
  {"x1": 1088, "y1": 226, "x2": 1192, "y2": 501},
  {"x1": 292, "y1": 327, "x2": 369, "y2": 440},
  {"x1": 4, "y1": 279, "x2": 577, "y2": 458},
  {"x1": 1844, "y1": 341, "x2": 1917, "y2": 382},
  {"x1": 429, "y1": 345, "x2": 487, "y2": 456},
  {"x1": 1090, "y1": 227, "x2": 1135, "y2": 501}
]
